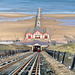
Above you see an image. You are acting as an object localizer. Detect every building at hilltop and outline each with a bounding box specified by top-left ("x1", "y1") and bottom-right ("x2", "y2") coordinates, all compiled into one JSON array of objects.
[{"x1": 25, "y1": 27, "x2": 50, "y2": 41}]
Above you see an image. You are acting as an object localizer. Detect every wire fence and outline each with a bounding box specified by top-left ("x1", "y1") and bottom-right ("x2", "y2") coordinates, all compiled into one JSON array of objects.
[{"x1": 0, "y1": 50, "x2": 30, "y2": 59}]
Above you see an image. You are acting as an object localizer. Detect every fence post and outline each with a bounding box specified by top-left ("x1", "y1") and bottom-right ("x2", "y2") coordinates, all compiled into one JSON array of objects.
[
  {"x1": 50, "y1": 50, "x2": 52, "y2": 57},
  {"x1": 62, "y1": 52, "x2": 66, "y2": 64},
  {"x1": 54, "y1": 51, "x2": 56, "y2": 58},
  {"x1": 53, "y1": 51, "x2": 55, "y2": 58},
  {"x1": 9, "y1": 50, "x2": 11, "y2": 56},
  {"x1": 71, "y1": 56, "x2": 75, "y2": 70},
  {"x1": 52, "y1": 51, "x2": 54, "y2": 57},
  {"x1": 4, "y1": 50, "x2": 7, "y2": 56},
  {"x1": 53, "y1": 51, "x2": 55, "y2": 59},
  {"x1": 57, "y1": 51, "x2": 60, "y2": 61}
]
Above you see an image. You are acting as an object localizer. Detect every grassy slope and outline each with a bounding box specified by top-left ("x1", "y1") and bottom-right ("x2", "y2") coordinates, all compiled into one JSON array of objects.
[
  {"x1": 47, "y1": 43, "x2": 75, "y2": 54},
  {"x1": 0, "y1": 44, "x2": 31, "y2": 51}
]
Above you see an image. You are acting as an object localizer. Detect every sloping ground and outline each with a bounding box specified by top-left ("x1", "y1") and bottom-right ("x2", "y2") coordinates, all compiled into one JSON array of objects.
[
  {"x1": 0, "y1": 44, "x2": 31, "y2": 51},
  {"x1": 47, "y1": 43, "x2": 75, "y2": 54}
]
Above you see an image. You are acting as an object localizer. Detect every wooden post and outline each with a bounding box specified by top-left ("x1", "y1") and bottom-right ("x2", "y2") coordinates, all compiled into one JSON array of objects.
[
  {"x1": 62, "y1": 52, "x2": 66, "y2": 64},
  {"x1": 71, "y1": 56, "x2": 75, "y2": 70},
  {"x1": 57, "y1": 51, "x2": 60, "y2": 61}
]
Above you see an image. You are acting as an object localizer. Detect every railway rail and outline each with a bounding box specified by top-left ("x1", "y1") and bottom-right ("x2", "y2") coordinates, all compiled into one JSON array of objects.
[
  {"x1": 0, "y1": 53, "x2": 33, "y2": 71},
  {"x1": 0, "y1": 53, "x2": 35, "y2": 75},
  {"x1": 9, "y1": 53, "x2": 40, "y2": 75},
  {"x1": 0, "y1": 52, "x2": 40, "y2": 75},
  {"x1": 0, "y1": 52, "x2": 29, "y2": 65}
]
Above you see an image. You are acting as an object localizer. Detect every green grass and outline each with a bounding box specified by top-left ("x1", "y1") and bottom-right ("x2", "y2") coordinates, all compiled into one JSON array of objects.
[
  {"x1": 47, "y1": 43, "x2": 75, "y2": 54},
  {"x1": 0, "y1": 44, "x2": 31, "y2": 51}
]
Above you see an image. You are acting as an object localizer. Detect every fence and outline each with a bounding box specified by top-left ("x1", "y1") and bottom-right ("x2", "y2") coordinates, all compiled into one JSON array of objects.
[
  {"x1": 0, "y1": 50, "x2": 30, "y2": 59},
  {"x1": 0, "y1": 41, "x2": 14, "y2": 44},
  {"x1": 44, "y1": 50, "x2": 75, "y2": 70}
]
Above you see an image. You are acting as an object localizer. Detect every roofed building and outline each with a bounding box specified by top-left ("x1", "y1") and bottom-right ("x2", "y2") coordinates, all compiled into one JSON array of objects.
[{"x1": 25, "y1": 27, "x2": 50, "y2": 42}]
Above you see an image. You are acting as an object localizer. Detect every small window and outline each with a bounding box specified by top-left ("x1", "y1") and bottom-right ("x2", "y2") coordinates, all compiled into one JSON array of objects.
[
  {"x1": 45, "y1": 35, "x2": 48, "y2": 39},
  {"x1": 28, "y1": 35, "x2": 31, "y2": 39},
  {"x1": 35, "y1": 35, "x2": 40, "y2": 39}
]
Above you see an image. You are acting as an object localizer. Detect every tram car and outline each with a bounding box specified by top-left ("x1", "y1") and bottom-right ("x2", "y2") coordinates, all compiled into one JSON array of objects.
[
  {"x1": 37, "y1": 48, "x2": 40, "y2": 52},
  {"x1": 33, "y1": 46, "x2": 41, "y2": 52}
]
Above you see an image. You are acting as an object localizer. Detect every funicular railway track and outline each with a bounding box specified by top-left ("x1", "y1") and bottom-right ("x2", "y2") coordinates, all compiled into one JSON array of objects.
[
  {"x1": 11, "y1": 53, "x2": 40, "y2": 75},
  {"x1": 28, "y1": 53, "x2": 40, "y2": 75},
  {"x1": 0, "y1": 52, "x2": 40, "y2": 75},
  {"x1": 0, "y1": 53, "x2": 33, "y2": 72}
]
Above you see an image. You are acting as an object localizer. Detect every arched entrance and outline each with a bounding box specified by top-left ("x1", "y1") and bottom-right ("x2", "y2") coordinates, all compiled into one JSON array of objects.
[
  {"x1": 33, "y1": 45, "x2": 41, "y2": 52},
  {"x1": 33, "y1": 43, "x2": 41, "y2": 52}
]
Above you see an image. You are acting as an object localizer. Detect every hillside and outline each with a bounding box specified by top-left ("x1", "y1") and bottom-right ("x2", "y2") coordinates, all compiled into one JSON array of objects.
[
  {"x1": 47, "y1": 43, "x2": 75, "y2": 54},
  {"x1": 0, "y1": 44, "x2": 31, "y2": 51}
]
